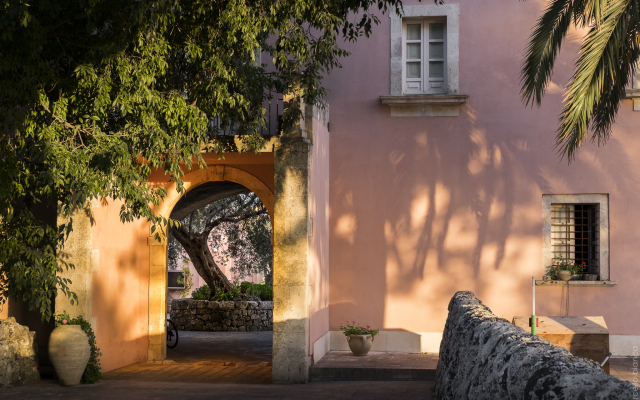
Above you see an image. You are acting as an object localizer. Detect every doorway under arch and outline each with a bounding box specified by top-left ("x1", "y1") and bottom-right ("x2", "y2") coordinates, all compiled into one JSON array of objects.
[{"x1": 147, "y1": 165, "x2": 274, "y2": 362}]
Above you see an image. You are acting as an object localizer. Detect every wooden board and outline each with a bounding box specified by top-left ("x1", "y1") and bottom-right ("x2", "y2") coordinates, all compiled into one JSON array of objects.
[{"x1": 512, "y1": 316, "x2": 610, "y2": 374}]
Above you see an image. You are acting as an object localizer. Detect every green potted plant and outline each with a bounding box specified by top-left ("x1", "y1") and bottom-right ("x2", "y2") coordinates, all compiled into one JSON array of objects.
[
  {"x1": 548, "y1": 258, "x2": 585, "y2": 281},
  {"x1": 340, "y1": 322, "x2": 379, "y2": 356}
]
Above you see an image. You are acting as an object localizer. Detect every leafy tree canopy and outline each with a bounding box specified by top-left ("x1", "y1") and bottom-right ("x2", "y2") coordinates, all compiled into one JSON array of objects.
[
  {"x1": 0, "y1": 0, "x2": 419, "y2": 320},
  {"x1": 521, "y1": 0, "x2": 640, "y2": 160}
]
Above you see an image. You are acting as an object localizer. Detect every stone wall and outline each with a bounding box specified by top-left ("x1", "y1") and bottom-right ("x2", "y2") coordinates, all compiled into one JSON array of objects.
[
  {"x1": 437, "y1": 291, "x2": 634, "y2": 399},
  {"x1": 170, "y1": 299, "x2": 273, "y2": 332},
  {"x1": 0, "y1": 317, "x2": 40, "y2": 388}
]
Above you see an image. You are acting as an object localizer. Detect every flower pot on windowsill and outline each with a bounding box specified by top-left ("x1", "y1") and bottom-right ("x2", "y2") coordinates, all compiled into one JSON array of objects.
[
  {"x1": 48, "y1": 325, "x2": 91, "y2": 386},
  {"x1": 347, "y1": 334, "x2": 374, "y2": 356},
  {"x1": 556, "y1": 270, "x2": 572, "y2": 281}
]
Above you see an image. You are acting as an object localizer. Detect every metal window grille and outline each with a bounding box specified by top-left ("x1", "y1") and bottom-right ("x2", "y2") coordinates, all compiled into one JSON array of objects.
[{"x1": 551, "y1": 204, "x2": 600, "y2": 275}]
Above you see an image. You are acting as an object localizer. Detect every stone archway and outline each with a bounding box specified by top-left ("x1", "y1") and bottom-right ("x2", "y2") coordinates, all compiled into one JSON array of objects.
[
  {"x1": 147, "y1": 101, "x2": 325, "y2": 384},
  {"x1": 146, "y1": 165, "x2": 274, "y2": 362}
]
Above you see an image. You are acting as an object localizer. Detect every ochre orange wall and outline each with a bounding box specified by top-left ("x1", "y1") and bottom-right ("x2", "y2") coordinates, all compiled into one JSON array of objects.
[
  {"x1": 91, "y1": 154, "x2": 273, "y2": 372},
  {"x1": 91, "y1": 199, "x2": 149, "y2": 372}
]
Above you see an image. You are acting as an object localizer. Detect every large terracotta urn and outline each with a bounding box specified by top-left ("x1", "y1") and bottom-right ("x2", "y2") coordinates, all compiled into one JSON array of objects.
[
  {"x1": 48, "y1": 325, "x2": 90, "y2": 386},
  {"x1": 347, "y1": 334, "x2": 373, "y2": 356}
]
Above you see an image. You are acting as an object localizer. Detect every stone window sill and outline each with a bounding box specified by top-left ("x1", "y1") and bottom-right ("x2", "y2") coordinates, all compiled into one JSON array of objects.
[
  {"x1": 379, "y1": 94, "x2": 469, "y2": 117},
  {"x1": 624, "y1": 88, "x2": 640, "y2": 99},
  {"x1": 535, "y1": 280, "x2": 617, "y2": 287}
]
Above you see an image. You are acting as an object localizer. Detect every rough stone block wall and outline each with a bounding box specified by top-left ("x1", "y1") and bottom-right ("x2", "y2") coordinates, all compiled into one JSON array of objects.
[
  {"x1": 170, "y1": 300, "x2": 273, "y2": 332},
  {"x1": 0, "y1": 317, "x2": 40, "y2": 388},
  {"x1": 437, "y1": 291, "x2": 634, "y2": 399}
]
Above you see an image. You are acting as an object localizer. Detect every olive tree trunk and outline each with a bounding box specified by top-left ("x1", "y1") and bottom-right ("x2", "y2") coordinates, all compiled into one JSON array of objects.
[{"x1": 170, "y1": 226, "x2": 233, "y2": 292}]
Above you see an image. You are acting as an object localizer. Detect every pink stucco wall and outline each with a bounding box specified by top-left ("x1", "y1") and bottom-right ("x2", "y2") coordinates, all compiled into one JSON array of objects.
[
  {"x1": 309, "y1": 116, "x2": 331, "y2": 353},
  {"x1": 325, "y1": 0, "x2": 640, "y2": 337}
]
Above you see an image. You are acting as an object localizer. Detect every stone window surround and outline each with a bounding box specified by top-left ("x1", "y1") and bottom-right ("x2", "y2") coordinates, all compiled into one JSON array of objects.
[
  {"x1": 381, "y1": 4, "x2": 468, "y2": 117},
  {"x1": 539, "y1": 193, "x2": 615, "y2": 286}
]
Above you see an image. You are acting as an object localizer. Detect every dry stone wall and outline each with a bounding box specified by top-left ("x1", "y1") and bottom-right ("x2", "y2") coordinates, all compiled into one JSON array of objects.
[
  {"x1": 170, "y1": 299, "x2": 273, "y2": 332},
  {"x1": 436, "y1": 291, "x2": 634, "y2": 399},
  {"x1": 0, "y1": 317, "x2": 40, "y2": 388}
]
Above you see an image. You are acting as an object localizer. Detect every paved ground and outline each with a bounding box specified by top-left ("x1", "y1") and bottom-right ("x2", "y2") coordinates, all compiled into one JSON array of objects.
[
  {"x1": 166, "y1": 330, "x2": 272, "y2": 365},
  {"x1": 3, "y1": 380, "x2": 435, "y2": 399},
  {"x1": 4, "y1": 332, "x2": 637, "y2": 399}
]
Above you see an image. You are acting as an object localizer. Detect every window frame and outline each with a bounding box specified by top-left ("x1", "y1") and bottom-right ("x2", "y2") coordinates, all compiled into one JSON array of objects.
[
  {"x1": 542, "y1": 194, "x2": 610, "y2": 281},
  {"x1": 402, "y1": 18, "x2": 447, "y2": 94},
  {"x1": 389, "y1": 4, "x2": 460, "y2": 97},
  {"x1": 168, "y1": 271, "x2": 186, "y2": 289}
]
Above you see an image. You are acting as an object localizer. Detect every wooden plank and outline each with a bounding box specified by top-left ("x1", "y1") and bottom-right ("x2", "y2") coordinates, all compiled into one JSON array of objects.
[
  {"x1": 512, "y1": 316, "x2": 608, "y2": 334},
  {"x1": 512, "y1": 316, "x2": 610, "y2": 374}
]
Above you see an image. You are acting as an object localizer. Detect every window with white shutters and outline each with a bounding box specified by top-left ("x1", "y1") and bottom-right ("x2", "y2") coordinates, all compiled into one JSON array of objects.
[{"x1": 403, "y1": 19, "x2": 447, "y2": 94}]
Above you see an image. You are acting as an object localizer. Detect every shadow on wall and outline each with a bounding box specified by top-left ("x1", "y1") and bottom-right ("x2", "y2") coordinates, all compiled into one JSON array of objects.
[
  {"x1": 90, "y1": 208, "x2": 150, "y2": 373},
  {"x1": 329, "y1": 92, "x2": 640, "y2": 332}
]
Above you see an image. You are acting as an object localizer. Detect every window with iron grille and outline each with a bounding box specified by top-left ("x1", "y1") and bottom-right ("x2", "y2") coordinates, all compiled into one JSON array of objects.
[
  {"x1": 551, "y1": 204, "x2": 599, "y2": 276},
  {"x1": 543, "y1": 194, "x2": 610, "y2": 281}
]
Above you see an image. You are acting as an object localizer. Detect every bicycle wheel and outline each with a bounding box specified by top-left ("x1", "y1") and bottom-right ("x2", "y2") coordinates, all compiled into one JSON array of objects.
[{"x1": 166, "y1": 319, "x2": 179, "y2": 349}]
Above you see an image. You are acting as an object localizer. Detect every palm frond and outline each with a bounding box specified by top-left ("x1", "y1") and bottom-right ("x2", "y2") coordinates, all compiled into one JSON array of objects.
[
  {"x1": 521, "y1": 0, "x2": 575, "y2": 106},
  {"x1": 557, "y1": 0, "x2": 638, "y2": 160},
  {"x1": 522, "y1": 0, "x2": 640, "y2": 161}
]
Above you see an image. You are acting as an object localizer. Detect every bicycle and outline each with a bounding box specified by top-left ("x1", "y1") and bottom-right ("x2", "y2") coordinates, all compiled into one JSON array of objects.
[{"x1": 167, "y1": 319, "x2": 179, "y2": 349}]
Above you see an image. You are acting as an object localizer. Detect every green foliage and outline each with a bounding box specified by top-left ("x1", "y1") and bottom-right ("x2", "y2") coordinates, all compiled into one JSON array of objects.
[
  {"x1": 208, "y1": 282, "x2": 271, "y2": 301},
  {"x1": 191, "y1": 284, "x2": 211, "y2": 300},
  {"x1": 175, "y1": 266, "x2": 193, "y2": 299},
  {"x1": 339, "y1": 321, "x2": 379, "y2": 338},
  {"x1": 213, "y1": 286, "x2": 239, "y2": 302},
  {"x1": 240, "y1": 281, "x2": 273, "y2": 301},
  {"x1": 225, "y1": 204, "x2": 273, "y2": 286},
  {"x1": 54, "y1": 311, "x2": 102, "y2": 384},
  {"x1": 521, "y1": 0, "x2": 640, "y2": 161},
  {"x1": 547, "y1": 257, "x2": 586, "y2": 279},
  {"x1": 0, "y1": 0, "x2": 440, "y2": 320}
]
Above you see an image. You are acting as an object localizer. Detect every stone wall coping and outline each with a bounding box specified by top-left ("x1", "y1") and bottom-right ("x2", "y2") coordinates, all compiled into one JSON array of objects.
[{"x1": 436, "y1": 291, "x2": 634, "y2": 399}]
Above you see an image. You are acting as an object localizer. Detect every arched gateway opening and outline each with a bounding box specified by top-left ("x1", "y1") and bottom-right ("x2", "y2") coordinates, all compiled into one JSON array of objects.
[
  {"x1": 147, "y1": 165, "x2": 274, "y2": 363},
  {"x1": 51, "y1": 102, "x2": 327, "y2": 384}
]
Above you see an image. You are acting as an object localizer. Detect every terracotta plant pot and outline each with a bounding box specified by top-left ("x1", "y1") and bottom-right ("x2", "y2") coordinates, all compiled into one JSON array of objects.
[
  {"x1": 556, "y1": 270, "x2": 572, "y2": 281},
  {"x1": 49, "y1": 325, "x2": 91, "y2": 386},
  {"x1": 347, "y1": 334, "x2": 373, "y2": 356}
]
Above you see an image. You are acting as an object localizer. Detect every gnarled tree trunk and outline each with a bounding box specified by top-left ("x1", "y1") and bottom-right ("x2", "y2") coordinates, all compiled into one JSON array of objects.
[{"x1": 170, "y1": 226, "x2": 233, "y2": 292}]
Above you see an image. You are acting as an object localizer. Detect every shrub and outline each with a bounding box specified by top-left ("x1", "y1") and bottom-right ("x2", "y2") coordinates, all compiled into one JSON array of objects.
[
  {"x1": 191, "y1": 285, "x2": 211, "y2": 300},
  {"x1": 240, "y1": 282, "x2": 273, "y2": 301},
  {"x1": 213, "y1": 286, "x2": 239, "y2": 301}
]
